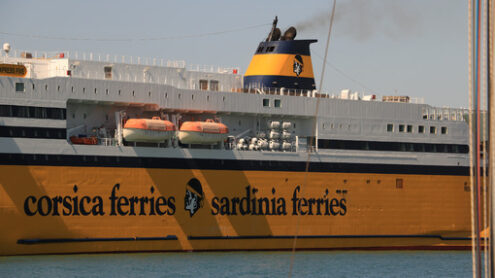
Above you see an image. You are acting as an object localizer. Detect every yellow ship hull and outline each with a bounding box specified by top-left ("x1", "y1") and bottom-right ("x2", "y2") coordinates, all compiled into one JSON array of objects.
[{"x1": 0, "y1": 165, "x2": 471, "y2": 255}]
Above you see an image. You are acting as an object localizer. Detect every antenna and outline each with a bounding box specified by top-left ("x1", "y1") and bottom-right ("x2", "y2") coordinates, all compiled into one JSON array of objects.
[{"x1": 266, "y1": 16, "x2": 278, "y2": 41}]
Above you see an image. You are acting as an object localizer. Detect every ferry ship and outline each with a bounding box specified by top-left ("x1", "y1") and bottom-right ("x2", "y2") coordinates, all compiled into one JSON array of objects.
[{"x1": 0, "y1": 19, "x2": 471, "y2": 255}]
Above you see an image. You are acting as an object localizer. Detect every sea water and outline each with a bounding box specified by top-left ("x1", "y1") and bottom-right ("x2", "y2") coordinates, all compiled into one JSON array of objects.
[{"x1": 0, "y1": 251, "x2": 472, "y2": 277}]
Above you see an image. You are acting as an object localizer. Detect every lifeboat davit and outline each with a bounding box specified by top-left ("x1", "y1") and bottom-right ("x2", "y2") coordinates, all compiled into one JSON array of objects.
[
  {"x1": 123, "y1": 116, "x2": 176, "y2": 143},
  {"x1": 178, "y1": 119, "x2": 229, "y2": 145}
]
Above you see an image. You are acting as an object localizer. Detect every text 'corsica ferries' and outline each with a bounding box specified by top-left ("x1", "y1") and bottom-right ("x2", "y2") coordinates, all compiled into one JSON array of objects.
[{"x1": 0, "y1": 17, "x2": 471, "y2": 255}]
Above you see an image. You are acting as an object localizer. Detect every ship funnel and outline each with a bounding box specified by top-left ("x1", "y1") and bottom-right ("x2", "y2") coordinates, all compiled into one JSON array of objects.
[{"x1": 244, "y1": 19, "x2": 317, "y2": 91}]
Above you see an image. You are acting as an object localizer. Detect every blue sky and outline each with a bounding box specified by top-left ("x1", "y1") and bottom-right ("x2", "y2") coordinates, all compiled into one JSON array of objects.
[{"x1": 0, "y1": 0, "x2": 468, "y2": 108}]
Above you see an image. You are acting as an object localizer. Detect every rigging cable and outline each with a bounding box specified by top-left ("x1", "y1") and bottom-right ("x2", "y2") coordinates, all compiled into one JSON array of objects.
[
  {"x1": 488, "y1": 0, "x2": 495, "y2": 275},
  {"x1": 288, "y1": 1, "x2": 336, "y2": 278},
  {"x1": 482, "y1": 0, "x2": 489, "y2": 274},
  {"x1": 0, "y1": 23, "x2": 270, "y2": 42},
  {"x1": 312, "y1": 51, "x2": 375, "y2": 93},
  {"x1": 469, "y1": 0, "x2": 483, "y2": 277}
]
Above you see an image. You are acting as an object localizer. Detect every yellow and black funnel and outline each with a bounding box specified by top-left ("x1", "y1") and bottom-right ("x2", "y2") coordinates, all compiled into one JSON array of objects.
[{"x1": 244, "y1": 17, "x2": 317, "y2": 91}]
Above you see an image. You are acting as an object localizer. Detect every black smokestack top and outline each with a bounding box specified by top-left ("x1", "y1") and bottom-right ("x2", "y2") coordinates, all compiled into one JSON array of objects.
[
  {"x1": 281, "y1": 27, "x2": 297, "y2": 40},
  {"x1": 295, "y1": 0, "x2": 419, "y2": 41}
]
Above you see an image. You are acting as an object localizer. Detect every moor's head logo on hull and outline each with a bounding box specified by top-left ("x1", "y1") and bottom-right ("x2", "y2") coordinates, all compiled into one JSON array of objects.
[{"x1": 184, "y1": 178, "x2": 204, "y2": 217}]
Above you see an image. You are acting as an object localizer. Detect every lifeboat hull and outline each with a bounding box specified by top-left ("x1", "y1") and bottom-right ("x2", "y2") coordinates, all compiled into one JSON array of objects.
[
  {"x1": 123, "y1": 118, "x2": 176, "y2": 143},
  {"x1": 123, "y1": 129, "x2": 175, "y2": 143},
  {"x1": 178, "y1": 119, "x2": 229, "y2": 145},
  {"x1": 178, "y1": 131, "x2": 227, "y2": 145}
]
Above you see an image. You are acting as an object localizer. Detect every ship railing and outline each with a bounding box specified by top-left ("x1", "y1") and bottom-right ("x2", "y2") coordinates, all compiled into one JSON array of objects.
[
  {"x1": 187, "y1": 64, "x2": 240, "y2": 74},
  {"x1": 99, "y1": 137, "x2": 117, "y2": 146},
  {"x1": 1, "y1": 50, "x2": 239, "y2": 74},
  {"x1": 232, "y1": 87, "x2": 318, "y2": 98},
  {"x1": 422, "y1": 107, "x2": 469, "y2": 122}
]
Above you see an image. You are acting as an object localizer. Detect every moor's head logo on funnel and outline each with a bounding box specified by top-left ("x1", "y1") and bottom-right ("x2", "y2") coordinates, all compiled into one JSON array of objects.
[
  {"x1": 293, "y1": 55, "x2": 303, "y2": 76},
  {"x1": 184, "y1": 178, "x2": 204, "y2": 217}
]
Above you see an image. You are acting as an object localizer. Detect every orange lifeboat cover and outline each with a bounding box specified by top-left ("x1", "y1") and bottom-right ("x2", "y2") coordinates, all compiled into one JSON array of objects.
[
  {"x1": 180, "y1": 119, "x2": 228, "y2": 134},
  {"x1": 124, "y1": 117, "x2": 176, "y2": 131}
]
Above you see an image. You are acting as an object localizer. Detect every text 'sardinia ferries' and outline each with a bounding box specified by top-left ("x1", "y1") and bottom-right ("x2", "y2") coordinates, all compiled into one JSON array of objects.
[{"x1": 0, "y1": 18, "x2": 470, "y2": 255}]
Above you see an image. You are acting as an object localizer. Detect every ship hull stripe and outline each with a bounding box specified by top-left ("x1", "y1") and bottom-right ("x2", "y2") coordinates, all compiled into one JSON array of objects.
[
  {"x1": 0, "y1": 153, "x2": 469, "y2": 176},
  {"x1": 17, "y1": 236, "x2": 178, "y2": 244},
  {"x1": 16, "y1": 234, "x2": 470, "y2": 245}
]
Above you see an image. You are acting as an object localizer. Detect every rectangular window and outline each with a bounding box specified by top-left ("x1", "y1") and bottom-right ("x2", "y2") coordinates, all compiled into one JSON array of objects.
[
  {"x1": 104, "y1": 66, "x2": 112, "y2": 79},
  {"x1": 396, "y1": 178, "x2": 403, "y2": 189},
  {"x1": 422, "y1": 108, "x2": 428, "y2": 119},
  {"x1": 274, "y1": 99, "x2": 281, "y2": 108},
  {"x1": 387, "y1": 124, "x2": 394, "y2": 132},
  {"x1": 209, "y1": 80, "x2": 219, "y2": 91},
  {"x1": 15, "y1": 82, "x2": 24, "y2": 92},
  {"x1": 441, "y1": 126, "x2": 447, "y2": 134},
  {"x1": 418, "y1": 125, "x2": 425, "y2": 133},
  {"x1": 263, "y1": 98, "x2": 270, "y2": 107},
  {"x1": 399, "y1": 124, "x2": 405, "y2": 132},
  {"x1": 430, "y1": 126, "x2": 436, "y2": 134},
  {"x1": 0, "y1": 105, "x2": 12, "y2": 117},
  {"x1": 407, "y1": 125, "x2": 413, "y2": 133},
  {"x1": 199, "y1": 80, "x2": 208, "y2": 91}
]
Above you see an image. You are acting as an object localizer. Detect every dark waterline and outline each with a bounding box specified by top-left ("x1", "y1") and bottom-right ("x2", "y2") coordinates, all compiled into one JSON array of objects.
[{"x1": 0, "y1": 251, "x2": 472, "y2": 278}]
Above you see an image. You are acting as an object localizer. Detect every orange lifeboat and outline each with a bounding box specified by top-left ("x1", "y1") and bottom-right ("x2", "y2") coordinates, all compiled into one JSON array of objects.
[
  {"x1": 178, "y1": 119, "x2": 228, "y2": 145},
  {"x1": 123, "y1": 116, "x2": 176, "y2": 143},
  {"x1": 70, "y1": 136, "x2": 98, "y2": 145}
]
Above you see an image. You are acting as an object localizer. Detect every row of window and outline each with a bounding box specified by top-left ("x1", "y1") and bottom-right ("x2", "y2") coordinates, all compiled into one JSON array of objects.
[
  {"x1": 15, "y1": 81, "x2": 223, "y2": 100},
  {"x1": 15, "y1": 81, "x2": 150, "y2": 98},
  {"x1": 263, "y1": 98, "x2": 281, "y2": 108},
  {"x1": 199, "y1": 80, "x2": 219, "y2": 91},
  {"x1": 16, "y1": 82, "x2": 64, "y2": 93},
  {"x1": 0, "y1": 126, "x2": 66, "y2": 139},
  {"x1": 0, "y1": 105, "x2": 66, "y2": 120},
  {"x1": 317, "y1": 139, "x2": 469, "y2": 154},
  {"x1": 387, "y1": 124, "x2": 447, "y2": 135}
]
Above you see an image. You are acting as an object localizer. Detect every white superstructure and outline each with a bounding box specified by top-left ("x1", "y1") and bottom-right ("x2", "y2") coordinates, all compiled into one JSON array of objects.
[{"x1": 0, "y1": 48, "x2": 468, "y2": 170}]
